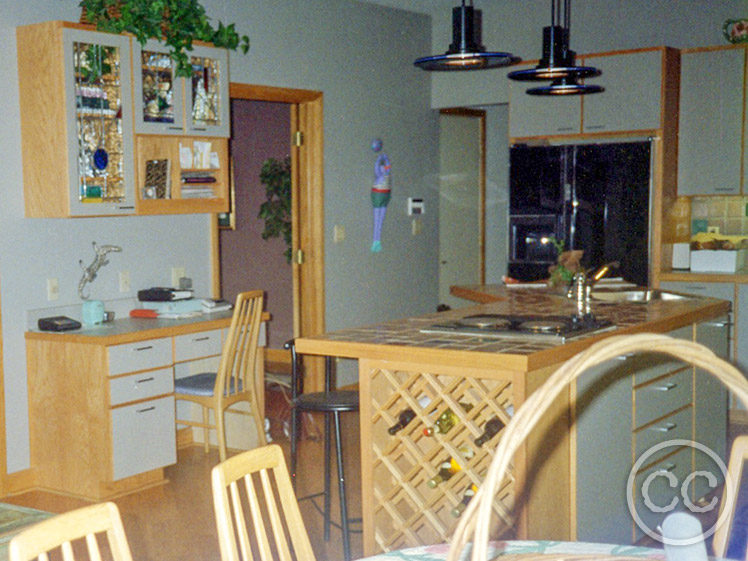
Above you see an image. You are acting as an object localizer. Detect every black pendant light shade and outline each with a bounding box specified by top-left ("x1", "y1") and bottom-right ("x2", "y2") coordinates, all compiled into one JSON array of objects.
[
  {"x1": 508, "y1": 0, "x2": 603, "y2": 95},
  {"x1": 414, "y1": 1, "x2": 517, "y2": 71}
]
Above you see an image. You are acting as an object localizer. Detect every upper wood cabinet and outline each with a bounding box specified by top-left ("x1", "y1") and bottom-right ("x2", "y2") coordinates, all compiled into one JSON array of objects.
[
  {"x1": 508, "y1": 63, "x2": 581, "y2": 138},
  {"x1": 132, "y1": 40, "x2": 230, "y2": 138},
  {"x1": 16, "y1": 21, "x2": 230, "y2": 217},
  {"x1": 509, "y1": 47, "x2": 679, "y2": 142},
  {"x1": 17, "y1": 21, "x2": 136, "y2": 217},
  {"x1": 677, "y1": 46, "x2": 746, "y2": 196}
]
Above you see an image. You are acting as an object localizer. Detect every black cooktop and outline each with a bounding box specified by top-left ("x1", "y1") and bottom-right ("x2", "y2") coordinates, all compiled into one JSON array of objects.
[{"x1": 420, "y1": 313, "x2": 615, "y2": 342}]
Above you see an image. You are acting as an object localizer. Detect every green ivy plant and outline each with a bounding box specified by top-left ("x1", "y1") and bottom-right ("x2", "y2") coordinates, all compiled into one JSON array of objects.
[
  {"x1": 78, "y1": 0, "x2": 250, "y2": 77},
  {"x1": 258, "y1": 157, "x2": 292, "y2": 264}
]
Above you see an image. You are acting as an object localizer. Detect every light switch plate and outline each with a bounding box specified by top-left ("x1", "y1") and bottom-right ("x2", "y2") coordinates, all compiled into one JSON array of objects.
[
  {"x1": 46, "y1": 278, "x2": 59, "y2": 301},
  {"x1": 119, "y1": 271, "x2": 130, "y2": 293}
]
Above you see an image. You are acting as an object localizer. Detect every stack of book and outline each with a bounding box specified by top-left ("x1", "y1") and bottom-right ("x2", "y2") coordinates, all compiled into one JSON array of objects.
[{"x1": 181, "y1": 170, "x2": 216, "y2": 198}]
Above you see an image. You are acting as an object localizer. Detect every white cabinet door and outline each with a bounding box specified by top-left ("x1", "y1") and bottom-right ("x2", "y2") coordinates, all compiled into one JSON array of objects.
[
  {"x1": 694, "y1": 315, "x2": 729, "y2": 499},
  {"x1": 575, "y1": 356, "x2": 634, "y2": 544},
  {"x1": 582, "y1": 50, "x2": 663, "y2": 134},
  {"x1": 678, "y1": 47, "x2": 745, "y2": 196},
  {"x1": 63, "y1": 28, "x2": 135, "y2": 215},
  {"x1": 111, "y1": 395, "x2": 176, "y2": 480},
  {"x1": 508, "y1": 64, "x2": 581, "y2": 138},
  {"x1": 132, "y1": 42, "x2": 229, "y2": 138}
]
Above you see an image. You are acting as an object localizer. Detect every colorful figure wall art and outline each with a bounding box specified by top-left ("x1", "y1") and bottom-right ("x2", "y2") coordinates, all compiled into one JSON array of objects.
[{"x1": 371, "y1": 140, "x2": 391, "y2": 253}]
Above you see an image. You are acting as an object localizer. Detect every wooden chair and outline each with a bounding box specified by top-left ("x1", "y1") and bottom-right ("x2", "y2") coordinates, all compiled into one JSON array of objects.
[
  {"x1": 713, "y1": 435, "x2": 748, "y2": 560},
  {"x1": 175, "y1": 290, "x2": 267, "y2": 461},
  {"x1": 9, "y1": 501, "x2": 133, "y2": 561},
  {"x1": 211, "y1": 443, "x2": 316, "y2": 561}
]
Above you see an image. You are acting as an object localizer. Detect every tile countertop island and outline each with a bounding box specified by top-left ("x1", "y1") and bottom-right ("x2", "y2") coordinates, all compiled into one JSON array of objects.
[{"x1": 293, "y1": 286, "x2": 731, "y2": 556}]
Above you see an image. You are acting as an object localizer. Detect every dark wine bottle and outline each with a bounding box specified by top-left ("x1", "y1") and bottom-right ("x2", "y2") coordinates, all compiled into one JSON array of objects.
[
  {"x1": 451, "y1": 484, "x2": 478, "y2": 517},
  {"x1": 388, "y1": 408, "x2": 417, "y2": 435},
  {"x1": 388, "y1": 396, "x2": 431, "y2": 435},
  {"x1": 426, "y1": 447, "x2": 474, "y2": 488},
  {"x1": 474, "y1": 416, "x2": 505, "y2": 446}
]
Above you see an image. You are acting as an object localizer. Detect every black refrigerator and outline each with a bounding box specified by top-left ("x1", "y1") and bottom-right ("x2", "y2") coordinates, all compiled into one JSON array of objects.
[{"x1": 507, "y1": 140, "x2": 652, "y2": 287}]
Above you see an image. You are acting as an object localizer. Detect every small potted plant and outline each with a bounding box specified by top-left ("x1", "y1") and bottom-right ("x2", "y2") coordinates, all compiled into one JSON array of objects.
[
  {"x1": 78, "y1": 0, "x2": 250, "y2": 77},
  {"x1": 547, "y1": 237, "x2": 584, "y2": 289}
]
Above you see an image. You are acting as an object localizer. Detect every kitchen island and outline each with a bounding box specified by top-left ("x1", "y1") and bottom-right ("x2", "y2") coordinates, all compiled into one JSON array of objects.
[{"x1": 293, "y1": 286, "x2": 731, "y2": 555}]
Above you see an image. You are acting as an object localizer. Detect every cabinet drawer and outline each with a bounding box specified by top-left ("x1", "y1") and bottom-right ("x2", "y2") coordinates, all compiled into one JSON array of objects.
[
  {"x1": 174, "y1": 329, "x2": 222, "y2": 362},
  {"x1": 111, "y1": 396, "x2": 176, "y2": 480},
  {"x1": 633, "y1": 446, "x2": 692, "y2": 542},
  {"x1": 627, "y1": 352, "x2": 685, "y2": 387},
  {"x1": 110, "y1": 367, "x2": 174, "y2": 406},
  {"x1": 108, "y1": 338, "x2": 172, "y2": 376},
  {"x1": 634, "y1": 369, "x2": 692, "y2": 429},
  {"x1": 634, "y1": 406, "x2": 692, "y2": 465}
]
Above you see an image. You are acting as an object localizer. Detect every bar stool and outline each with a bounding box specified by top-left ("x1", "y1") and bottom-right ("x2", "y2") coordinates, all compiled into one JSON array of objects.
[{"x1": 285, "y1": 340, "x2": 359, "y2": 561}]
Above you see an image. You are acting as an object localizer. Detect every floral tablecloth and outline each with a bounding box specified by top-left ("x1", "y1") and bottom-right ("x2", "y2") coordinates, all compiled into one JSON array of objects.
[{"x1": 360, "y1": 540, "x2": 666, "y2": 561}]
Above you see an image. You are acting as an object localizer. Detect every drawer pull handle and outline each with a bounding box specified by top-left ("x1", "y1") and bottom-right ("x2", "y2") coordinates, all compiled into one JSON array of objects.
[
  {"x1": 705, "y1": 321, "x2": 732, "y2": 328},
  {"x1": 650, "y1": 422, "x2": 676, "y2": 433},
  {"x1": 194, "y1": 337, "x2": 210, "y2": 342},
  {"x1": 649, "y1": 382, "x2": 677, "y2": 392},
  {"x1": 134, "y1": 345, "x2": 154, "y2": 352},
  {"x1": 136, "y1": 377, "x2": 155, "y2": 384},
  {"x1": 168, "y1": 126, "x2": 184, "y2": 130},
  {"x1": 657, "y1": 463, "x2": 677, "y2": 474},
  {"x1": 137, "y1": 406, "x2": 156, "y2": 414},
  {"x1": 616, "y1": 353, "x2": 634, "y2": 361}
]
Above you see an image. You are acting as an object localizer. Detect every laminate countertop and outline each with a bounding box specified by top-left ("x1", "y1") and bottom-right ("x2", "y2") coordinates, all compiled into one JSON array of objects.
[{"x1": 293, "y1": 285, "x2": 730, "y2": 372}]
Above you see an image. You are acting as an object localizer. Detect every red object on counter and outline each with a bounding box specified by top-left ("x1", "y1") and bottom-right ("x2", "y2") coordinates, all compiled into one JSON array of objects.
[{"x1": 129, "y1": 309, "x2": 158, "y2": 318}]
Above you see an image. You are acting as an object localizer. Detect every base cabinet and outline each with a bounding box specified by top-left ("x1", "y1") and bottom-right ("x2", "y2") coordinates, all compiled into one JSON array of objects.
[{"x1": 576, "y1": 321, "x2": 728, "y2": 544}]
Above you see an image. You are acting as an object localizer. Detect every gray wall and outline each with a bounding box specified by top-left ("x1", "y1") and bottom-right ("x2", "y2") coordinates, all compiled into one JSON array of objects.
[{"x1": 1, "y1": 1, "x2": 436, "y2": 473}]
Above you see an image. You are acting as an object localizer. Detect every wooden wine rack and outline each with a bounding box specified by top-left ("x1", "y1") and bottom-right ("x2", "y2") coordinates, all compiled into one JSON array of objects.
[{"x1": 363, "y1": 361, "x2": 517, "y2": 552}]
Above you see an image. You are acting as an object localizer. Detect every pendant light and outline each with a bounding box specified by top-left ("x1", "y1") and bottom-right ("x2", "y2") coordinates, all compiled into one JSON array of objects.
[
  {"x1": 414, "y1": 1, "x2": 517, "y2": 71},
  {"x1": 508, "y1": 0, "x2": 603, "y2": 95}
]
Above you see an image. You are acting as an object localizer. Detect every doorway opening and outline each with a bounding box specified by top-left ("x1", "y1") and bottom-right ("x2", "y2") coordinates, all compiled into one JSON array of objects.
[
  {"x1": 211, "y1": 84, "x2": 326, "y2": 390},
  {"x1": 438, "y1": 108, "x2": 486, "y2": 310}
]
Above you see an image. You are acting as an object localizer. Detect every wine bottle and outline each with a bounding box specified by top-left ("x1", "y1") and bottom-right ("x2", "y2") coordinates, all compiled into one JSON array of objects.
[
  {"x1": 474, "y1": 416, "x2": 505, "y2": 446},
  {"x1": 387, "y1": 396, "x2": 431, "y2": 435},
  {"x1": 423, "y1": 402, "x2": 473, "y2": 436},
  {"x1": 426, "y1": 447, "x2": 474, "y2": 488},
  {"x1": 388, "y1": 409, "x2": 417, "y2": 435},
  {"x1": 451, "y1": 484, "x2": 478, "y2": 518}
]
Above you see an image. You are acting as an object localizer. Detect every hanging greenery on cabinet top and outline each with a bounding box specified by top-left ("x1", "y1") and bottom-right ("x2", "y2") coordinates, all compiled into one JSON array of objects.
[{"x1": 78, "y1": 0, "x2": 250, "y2": 77}]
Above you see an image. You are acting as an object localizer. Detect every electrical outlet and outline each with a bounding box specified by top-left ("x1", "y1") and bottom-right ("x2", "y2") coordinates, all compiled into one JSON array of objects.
[
  {"x1": 412, "y1": 218, "x2": 422, "y2": 236},
  {"x1": 119, "y1": 271, "x2": 130, "y2": 293},
  {"x1": 46, "y1": 278, "x2": 59, "y2": 301},
  {"x1": 707, "y1": 226, "x2": 720, "y2": 234},
  {"x1": 171, "y1": 267, "x2": 185, "y2": 288}
]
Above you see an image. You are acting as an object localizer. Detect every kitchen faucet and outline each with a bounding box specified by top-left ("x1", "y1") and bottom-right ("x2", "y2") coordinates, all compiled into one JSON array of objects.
[{"x1": 567, "y1": 261, "x2": 620, "y2": 304}]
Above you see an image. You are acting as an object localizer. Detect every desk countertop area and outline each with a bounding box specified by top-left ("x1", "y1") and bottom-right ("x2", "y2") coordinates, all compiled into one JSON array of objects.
[{"x1": 24, "y1": 311, "x2": 236, "y2": 346}]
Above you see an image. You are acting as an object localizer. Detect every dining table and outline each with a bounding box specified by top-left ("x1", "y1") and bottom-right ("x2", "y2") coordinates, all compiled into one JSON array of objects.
[
  {"x1": 0, "y1": 502, "x2": 52, "y2": 561},
  {"x1": 354, "y1": 540, "x2": 666, "y2": 561}
]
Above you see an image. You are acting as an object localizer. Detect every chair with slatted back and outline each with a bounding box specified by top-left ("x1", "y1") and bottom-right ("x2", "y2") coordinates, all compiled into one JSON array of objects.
[
  {"x1": 9, "y1": 502, "x2": 133, "y2": 561},
  {"x1": 211, "y1": 443, "x2": 316, "y2": 561},
  {"x1": 175, "y1": 290, "x2": 267, "y2": 461}
]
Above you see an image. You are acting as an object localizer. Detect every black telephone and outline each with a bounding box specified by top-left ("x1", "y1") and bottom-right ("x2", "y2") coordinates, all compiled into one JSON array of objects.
[{"x1": 38, "y1": 316, "x2": 82, "y2": 332}]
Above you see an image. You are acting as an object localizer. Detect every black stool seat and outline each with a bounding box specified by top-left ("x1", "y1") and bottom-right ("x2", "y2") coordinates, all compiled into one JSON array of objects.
[{"x1": 294, "y1": 390, "x2": 359, "y2": 413}]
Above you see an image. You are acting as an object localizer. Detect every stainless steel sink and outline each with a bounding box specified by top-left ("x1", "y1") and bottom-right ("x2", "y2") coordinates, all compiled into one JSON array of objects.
[{"x1": 590, "y1": 289, "x2": 691, "y2": 304}]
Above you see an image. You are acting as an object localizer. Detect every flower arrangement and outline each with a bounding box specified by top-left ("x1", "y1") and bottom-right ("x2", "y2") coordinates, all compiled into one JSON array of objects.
[{"x1": 724, "y1": 18, "x2": 748, "y2": 44}]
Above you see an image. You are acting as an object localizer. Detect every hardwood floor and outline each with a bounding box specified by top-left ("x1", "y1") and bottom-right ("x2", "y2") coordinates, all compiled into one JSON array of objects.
[{"x1": 1, "y1": 411, "x2": 363, "y2": 561}]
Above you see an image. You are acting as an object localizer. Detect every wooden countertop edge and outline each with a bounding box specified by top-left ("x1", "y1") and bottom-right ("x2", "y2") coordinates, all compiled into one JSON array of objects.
[
  {"x1": 449, "y1": 285, "x2": 507, "y2": 303},
  {"x1": 659, "y1": 271, "x2": 748, "y2": 283},
  {"x1": 294, "y1": 299, "x2": 730, "y2": 373}
]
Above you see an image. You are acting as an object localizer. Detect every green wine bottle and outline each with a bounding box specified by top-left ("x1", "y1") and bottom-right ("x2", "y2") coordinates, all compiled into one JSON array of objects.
[
  {"x1": 423, "y1": 402, "x2": 473, "y2": 436},
  {"x1": 451, "y1": 484, "x2": 478, "y2": 517},
  {"x1": 426, "y1": 447, "x2": 474, "y2": 488},
  {"x1": 388, "y1": 396, "x2": 431, "y2": 435}
]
